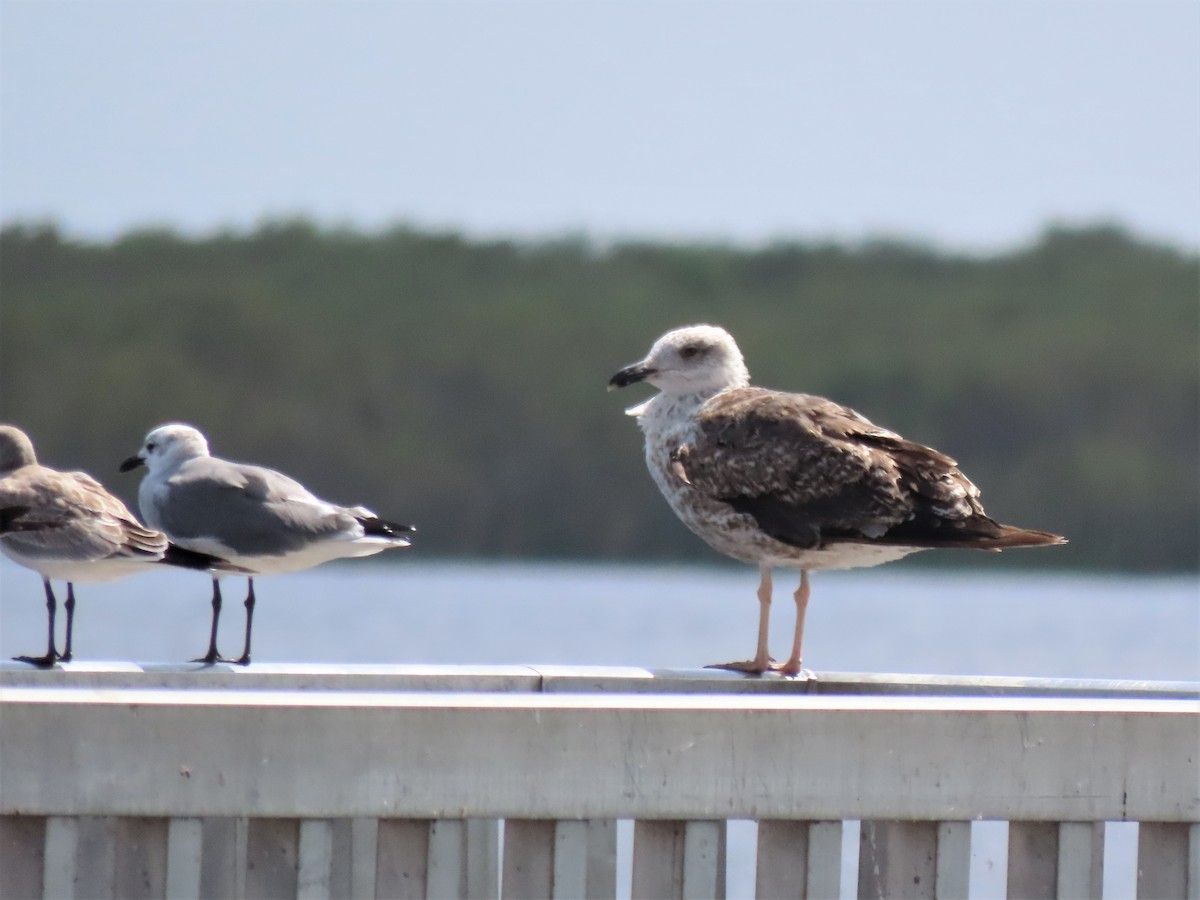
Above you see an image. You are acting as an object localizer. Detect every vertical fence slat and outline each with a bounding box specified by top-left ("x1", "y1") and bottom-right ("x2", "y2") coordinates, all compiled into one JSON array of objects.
[
  {"x1": 428, "y1": 819, "x2": 468, "y2": 899},
  {"x1": 935, "y1": 821, "x2": 971, "y2": 900},
  {"x1": 551, "y1": 820, "x2": 587, "y2": 900},
  {"x1": 375, "y1": 819, "x2": 430, "y2": 900},
  {"x1": 756, "y1": 820, "x2": 808, "y2": 898},
  {"x1": 200, "y1": 817, "x2": 248, "y2": 899},
  {"x1": 1138, "y1": 822, "x2": 1188, "y2": 900},
  {"x1": 466, "y1": 819, "x2": 500, "y2": 900},
  {"x1": 584, "y1": 819, "x2": 618, "y2": 899},
  {"x1": 245, "y1": 817, "x2": 299, "y2": 900},
  {"x1": 1190, "y1": 823, "x2": 1200, "y2": 900},
  {"x1": 43, "y1": 816, "x2": 79, "y2": 900},
  {"x1": 502, "y1": 819, "x2": 554, "y2": 898},
  {"x1": 0, "y1": 815, "x2": 45, "y2": 899},
  {"x1": 348, "y1": 817, "x2": 379, "y2": 900},
  {"x1": 1007, "y1": 821, "x2": 1058, "y2": 900},
  {"x1": 1057, "y1": 821, "x2": 1103, "y2": 899},
  {"x1": 74, "y1": 815, "x2": 118, "y2": 899},
  {"x1": 166, "y1": 817, "x2": 204, "y2": 900},
  {"x1": 113, "y1": 817, "x2": 167, "y2": 899},
  {"x1": 632, "y1": 820, "x2": 685, "y2": 899},
  {"x1": 858, "y1": 821, "x2": 937, "y2": 899},
  {"x1": 297, "y1": 818, "x2": 335, "y2": 899},
  {"x1": 682, "y1": 820, "x2": 724, "y2": 900},
  {"x1": 807, "y1": 821, "x2": 844, "y2": 900}
]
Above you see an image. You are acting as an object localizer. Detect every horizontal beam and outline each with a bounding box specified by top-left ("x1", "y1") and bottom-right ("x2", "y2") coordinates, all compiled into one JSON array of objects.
[
  {"x1": 2, "y1": 687, "x2": 1196, "y2": 821},
  {"x1": 2, "y1": 661, "x2": 1196, "y2": 699}
]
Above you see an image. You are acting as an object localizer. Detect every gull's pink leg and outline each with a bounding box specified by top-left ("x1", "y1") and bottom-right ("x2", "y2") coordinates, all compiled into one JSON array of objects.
[
  {"x1": 707, "y1": 565, "x2": 774, "y2": 674},
  {"x1": 774, "y1": 570, "x2": 812, "y2": 678}
]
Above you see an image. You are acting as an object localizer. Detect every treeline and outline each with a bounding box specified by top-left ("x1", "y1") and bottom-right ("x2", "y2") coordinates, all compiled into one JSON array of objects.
[{"x1": 0, "y1": 221, "x2": 1195, "y2": 571}]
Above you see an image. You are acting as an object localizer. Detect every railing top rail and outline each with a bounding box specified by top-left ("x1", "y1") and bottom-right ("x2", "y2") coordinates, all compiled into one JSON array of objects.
[{"x1": 0, "y1": 660, "x2": 1196, "y2": 698}]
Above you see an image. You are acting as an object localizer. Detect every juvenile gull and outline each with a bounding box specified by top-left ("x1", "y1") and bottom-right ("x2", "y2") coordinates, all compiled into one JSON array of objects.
[
  {"x1": 0, "y1": 425, "x2": 222, "y2": 666},
  {"x1": 120, "y1": 423, "x2": 415, "y2": 665},
  {"x1": 609, "y1": 325, "x2": 1066, "y2": 676}
]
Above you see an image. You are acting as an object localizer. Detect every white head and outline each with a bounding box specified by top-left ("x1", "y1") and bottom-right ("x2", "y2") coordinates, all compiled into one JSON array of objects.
[
  {"x1": 120, "y1": 423, "x2": 211, "y2": 475},
  {"x1": 609, "y1": 324, "x2": 751, "y2": 396},
  {"x1": 0, "y1": 425, "x2": 37, "y2": 474}
]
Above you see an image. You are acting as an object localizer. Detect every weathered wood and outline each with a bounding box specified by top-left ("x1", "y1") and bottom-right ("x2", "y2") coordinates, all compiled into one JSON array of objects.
[
  {"x1": 245, "y1": 817, "x2": 299, "y2": 899},
  {"x1": 1138, "y1": 822, "x2": 1189, "y2": 900},
  {"x1": 934, "y1": 821, "x2": 970, "y2": 900},
  {"x1": 375, "y1": 819, "x2": 429, "y2": 899},
  {"x1": 165, "y1": 817, "x2": 204, "y2": 900},
  {"x1": 502, "y1": 819, "x2": 554, "y2": 898},
  {"x1": 756, "y1": 820, "x2": 808, "y2": 898},
  {"x1": 1007, "y1": 821, "x2": 1058, "y2": 899},
  {"x1": 1057, "y1": 821, "x2": 1103, "y2": 899},
  {"x1": 630, "y1": 820, "x2": 725, "y2": 900},
  {"x1": 2, "y1": 689, "x2": 1194, "y2": 822},
  {"x1": 297, "y1": 818, "x2": 335, "y2": 899},
  {"x1": 858, "y1": 820, "x2": 937, "y2": 899},
  {"x1": 113, "y1": 816, "x2": 167, "y2": 899},
  {"x1": 0, "y1": 814, "x2": 44, "y2": 899}
]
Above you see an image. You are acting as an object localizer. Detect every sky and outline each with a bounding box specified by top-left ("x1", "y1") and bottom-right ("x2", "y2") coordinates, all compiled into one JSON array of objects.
[{"x1": 1, "y1": 0, "x2": 1197, "y2": 251}]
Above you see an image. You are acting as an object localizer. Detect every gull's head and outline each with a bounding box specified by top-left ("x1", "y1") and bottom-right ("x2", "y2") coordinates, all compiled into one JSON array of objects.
[
  {"x1": 609, "y1": 324, "x2": 750, "y2": 397},
  {"x1": 120, "y1": 423, "x2": 210, "y2": 475},
  {"x1": 0, "y1": 425, "x2": 37, "y2": 475}
]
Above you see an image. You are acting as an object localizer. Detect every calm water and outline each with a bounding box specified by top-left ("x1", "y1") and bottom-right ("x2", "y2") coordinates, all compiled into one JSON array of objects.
[
  {"x1": 1, "y1": 559, "x2": 1196, "y2": 898},
  {"x1": 2, "y1": 558, "x2": 1194, "y2": 679}
]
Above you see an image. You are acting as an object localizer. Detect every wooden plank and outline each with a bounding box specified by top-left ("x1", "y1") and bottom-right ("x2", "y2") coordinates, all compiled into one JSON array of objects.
[
  {"x1": 583, "y1": 819, "x2": 617, "y2": 899},
  {"x1": 1007, "y1": 821, "x2": 1058, "y2": 900},
  {"x1": 1138, "y1": 822, "x2": 1188, "y2": 900},
  {"x1": 551, "y1": 820, "x2": 588, "y2": 900},
  {"x1": 807, "y1": 820, "x2": 843, "y2": 900},
  {"x1": 165, "y1": 817, "x2": 204, "y2": 900},
  {"x1": 502, "y1": 819, "x2": 554, "y2": 898},
  {"x1": 427, "y1": 819, "x2": 468, "y2": 899},
  {"x1": 0, "y1": 815, "x2": 44, "y2": 899},
  {"x1": 73, "y1": 815, "x2": 117, "y2": 899},
  {"x1": 375, "y1": 818, "x2": 429, "y2": 900},
  {"x1": 858, "y1": 820, "x2": 937, "y2": 899},
  {"x1": 113, "y1": 817, "x2": 167, "y2": 899},
  {"x1": 465, "y1": 818, "x2": 499, "y2": 899},
  {"x1": 297, "y1": 818, "x2": 335, "y2": 899},
  {"x1": 632, "y1": 820, "x2": 685, "y2": 899},
  {"x1": 935, "y1": 821, "x2": 970, "y2": 900},
  {"x1": 245, "y1": 817, "x2": 299, "y2": 900},
  {"x1": 200, "y1": 816, "x2": 248, "y2": 899},
  {"x1": 43, "y1": 816, "x2": 78, "y2": 900},
  {"x1": 1190, "y1": 823, "x2": 1200, "y2": 900},
  {"x1": 3, "y1": 690, "x2": 1194, "y2": 822},
  {"x1": 1057, "y1": 821, "x2": 1103, "y2": 899},
  {"x1": 681, "y1": 820, "x2": 724, "y2": 900},
  {"x1": 755, "y1": 820, "x2": 808, "y2": 899}
]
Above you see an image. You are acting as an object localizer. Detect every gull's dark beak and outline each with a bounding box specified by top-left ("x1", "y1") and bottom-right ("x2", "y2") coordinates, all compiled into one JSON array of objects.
[
  {"x1": 119, "y1": 455, "x2": 145, "y2": 473},
  {"x1": 608, "y1": 363, "x2": 655, "y2": 391}
]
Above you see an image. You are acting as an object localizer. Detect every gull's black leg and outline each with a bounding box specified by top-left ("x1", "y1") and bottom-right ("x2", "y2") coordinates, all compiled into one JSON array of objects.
[
  {"x1": 192, "y1": 577, "x2": 226, "y2": 664},
  {"x1": 233, "y1": 578, "x2": 255, "y2": 666},
  {"x1": 59, "y1": 583, "x2": 77, "y2": 663},
  {"x1": 15, "y1": 578, "x2": 60, "y2": 667}
]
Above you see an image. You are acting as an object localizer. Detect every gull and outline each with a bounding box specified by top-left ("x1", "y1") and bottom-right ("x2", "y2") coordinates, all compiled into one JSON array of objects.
[
  {"x1": 0, "y1": 425, "x2": 222, "y2": 666},
  {"x1": 120, "y1": 423, "x2": 415, "y2": 665},
  {"x1": 609, "y1": 325, "x2": 1066, "y2": 677}
]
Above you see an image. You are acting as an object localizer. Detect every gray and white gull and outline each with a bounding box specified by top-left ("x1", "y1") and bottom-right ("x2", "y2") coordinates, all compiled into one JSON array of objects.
[
  {"x1": 121, "y1": 423, "x2": 415, "y2": 664},
  {"x1": 1, "y1": 425, "x2": 222, "y2": 665},
  {"x1": 609, "y1": 325, "x2": 1066, "y2": 677}
]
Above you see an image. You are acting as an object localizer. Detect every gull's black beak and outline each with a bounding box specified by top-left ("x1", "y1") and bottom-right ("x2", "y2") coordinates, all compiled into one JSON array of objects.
[
  {"x1": 119, "y1": 455, "x2": 145, "y2": 473},
  {"x1": 608, "y1": 363, "x2": 655, "y2": 391}
]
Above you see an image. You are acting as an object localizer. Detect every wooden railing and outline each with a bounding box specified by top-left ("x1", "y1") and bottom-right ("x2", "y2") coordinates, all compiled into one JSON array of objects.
[{"x1": 0, "y1": 663, "x2": 1196, "y2": 899}]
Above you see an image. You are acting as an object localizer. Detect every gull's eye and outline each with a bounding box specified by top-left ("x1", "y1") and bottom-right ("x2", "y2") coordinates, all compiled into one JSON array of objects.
[
  {"x1": 146, "y1": 442, "x2": 157, "y2": 452},
  {"x1": 680, "y1": 345, "x2": 701, "y2": 360}
]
